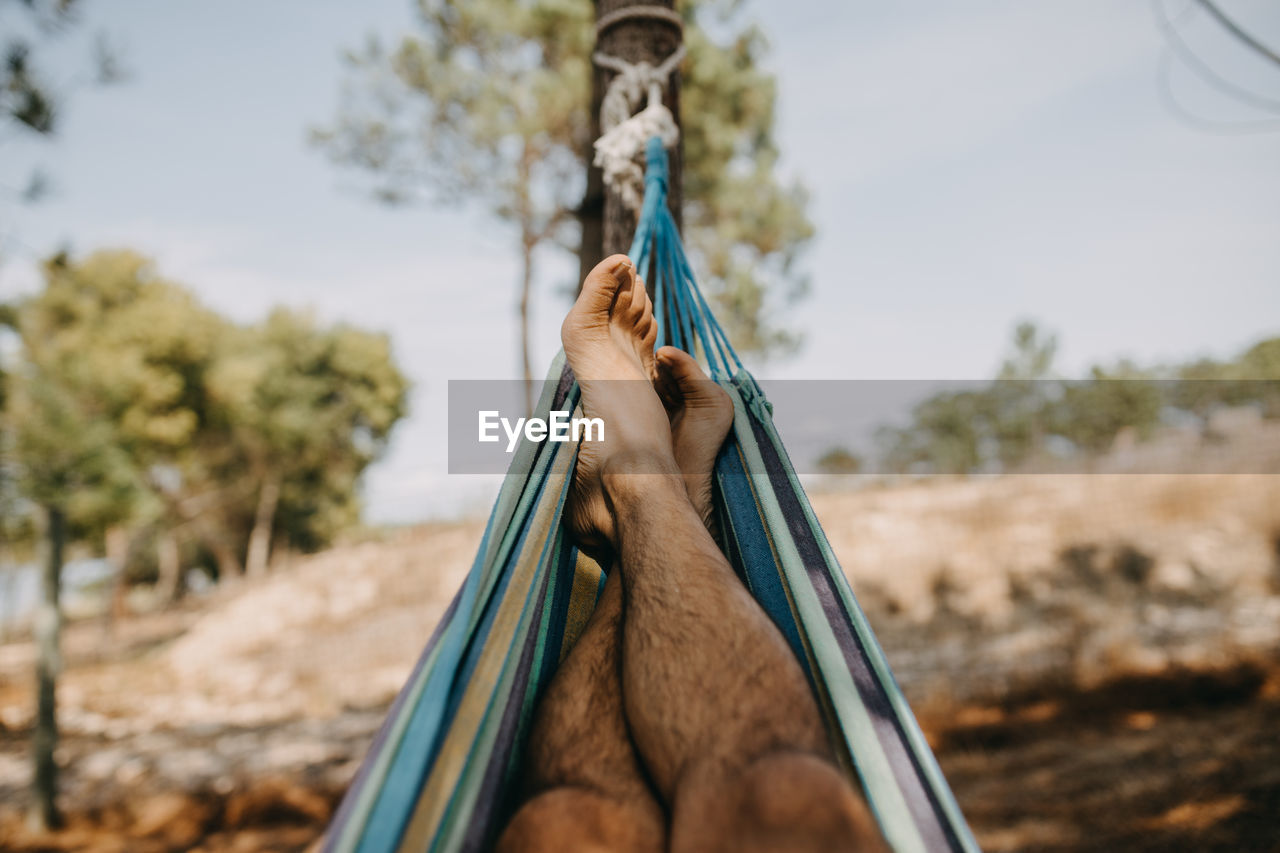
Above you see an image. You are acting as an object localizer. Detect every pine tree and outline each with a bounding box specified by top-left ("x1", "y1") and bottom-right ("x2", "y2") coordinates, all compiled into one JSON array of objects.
[{"x1": 314, "y1": 0, "x2": 813, "y2": 382}]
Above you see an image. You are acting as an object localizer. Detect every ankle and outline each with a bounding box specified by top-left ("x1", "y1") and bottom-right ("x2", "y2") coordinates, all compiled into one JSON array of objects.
[
  {"x1": 601, "y1": 448, "x2": 681, "y2": 481},
  {"x1": 601, "y1": 450, "x2": 685, "y2": 505}
]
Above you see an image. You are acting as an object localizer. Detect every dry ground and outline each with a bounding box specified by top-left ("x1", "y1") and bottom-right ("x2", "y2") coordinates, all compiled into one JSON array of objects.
[{"x1": 1, "y1": 473, "x2": 1278, "y2": 851}]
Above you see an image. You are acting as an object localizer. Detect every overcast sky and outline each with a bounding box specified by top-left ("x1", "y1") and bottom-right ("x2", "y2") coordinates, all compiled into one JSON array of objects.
[{"x1": 3, "y1": 0, "x2": 1278, "y2": 521}]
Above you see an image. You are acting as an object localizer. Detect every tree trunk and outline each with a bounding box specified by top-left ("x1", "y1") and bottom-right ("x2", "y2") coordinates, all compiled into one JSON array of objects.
[
  {"x1": 205, "y1": 532, "x2": 244, "y2": 584},
  {"x1": 519, "y1": 238, "x2": 536, "y2": 414},
  {"x1": 155, "y1": 530, "x2": 184, "y2": 604},
  {"x1": 586, "y1": 0, "x2": 684, "y2": 270},
  {"x1": 245, "y1": 472, "x2": 280, "y2": 578},
  {"x1": 103, "y1": 525, "x2": 130, "y2": 637},
  {"x1": 578, "y1": 49, "x2": 607, "y2": 288},
  {"x1": 188, "y1": 513, "x2": 244, "y2": 582},
  {"x1": 514, "y1": 141, "x2": 537, "y2": 413},
  {"x1": 29, "y1": 504, "x2": 64, "y2": 832}
]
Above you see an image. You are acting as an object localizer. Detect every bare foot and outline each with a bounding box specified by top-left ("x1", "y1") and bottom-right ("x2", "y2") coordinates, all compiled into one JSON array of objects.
[
  {"x1": 655, "y1": 346, "x2": 734, "y2": 533},
  {"x1": 562, "y1": 255, "x2": 670, "y2": 556}
]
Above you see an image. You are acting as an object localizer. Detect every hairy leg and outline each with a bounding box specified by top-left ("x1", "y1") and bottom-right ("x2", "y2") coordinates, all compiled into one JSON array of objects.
[
  {"x1": 605, "y1": 456, "x2": 885, "y2": 852},
  {"x1": 497, "y1": 256, "x2": 665, "y2": 853},
  {"x1": 549, "y1": 255, "x2": 884, "y2": 851},
  {"x1": 565, "y1": 270, "x2": 885, "y2": 845},
  {"x1": 497, "y1": 570, "x2": 663, "y2": 853}
]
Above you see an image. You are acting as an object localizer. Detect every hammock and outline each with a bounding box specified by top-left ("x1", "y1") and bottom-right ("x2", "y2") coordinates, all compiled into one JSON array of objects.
[{"x1": 324, "y1": 139, "x2": 979, "y2": 853}]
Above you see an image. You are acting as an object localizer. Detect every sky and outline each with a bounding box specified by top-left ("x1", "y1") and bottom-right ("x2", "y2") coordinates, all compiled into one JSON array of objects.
[{"x1": 2, "y1": 0, "x2": 1278, "y2": 522}]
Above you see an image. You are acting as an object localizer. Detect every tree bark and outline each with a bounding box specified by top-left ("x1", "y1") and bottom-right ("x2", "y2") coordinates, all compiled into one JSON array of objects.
[
  {"x1": 204, "y1": 531, "x2": 244, "y2": 584},
  {"x1": 103, "y1": 525, "x2": 130, "y2": 636},
  {"x1": 29, "y1": 504, "x2": 64, "y2": 831},
  {"x1": 245, "y1": 472, "x2": 280, "y2": 578},
  {"x1": 155, "y1": 530, "x2": 185, "y2": 604},
  {"x1": 518, "y1": 237, "x2": 536, "y2": 414},
  {"x1": 584, "y1": 0, "x2": 684, "y2": 272},
  {"x1": 514, "y1": 140, "x2": 537, "y2": 411},
  {"x1": 578, "y1": 52, "x2": 607, "y2": 287}
]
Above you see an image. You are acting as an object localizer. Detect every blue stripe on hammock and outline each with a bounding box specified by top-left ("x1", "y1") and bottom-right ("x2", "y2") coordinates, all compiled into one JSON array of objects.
[{"x1": 741, "y1": 397, "x2": 962, "y2": 853}]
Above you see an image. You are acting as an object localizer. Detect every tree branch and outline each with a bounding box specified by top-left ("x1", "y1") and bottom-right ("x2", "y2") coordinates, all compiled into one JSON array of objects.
[{"x1": 1194, "y1": 0, "x2": 1280, "y2": 68}]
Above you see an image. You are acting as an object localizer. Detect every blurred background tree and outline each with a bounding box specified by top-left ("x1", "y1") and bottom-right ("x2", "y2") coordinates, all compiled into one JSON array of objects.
[
  {"x1": 1, "y1": 0, "x2": 124, "y2": 219},
  {"x1": 1048, "y1": 362, "x2": 1163, "y2": 455},
  {"x1": 6, "y1": 252, "x2": 145, "y2": 830},
  {"x1": 209, "y1": 308, "x2": 410, "y2": 576},
  {"x1": 2, "y1": 4, "x2": 127, "y2": 823},
  {"x1": 2, "y1": 0, "x2": 126, "y2": 584},
  {"x1": 877, "y1": 321, "x2": 1279, "y2": 476},
  {"x1": 314, "y1": 0, "x2": 813, "y2": 384},
  {"x1": 0, "y1": 250, "x2": 408, "y2": 828},
  {"x1": 816, "y1": 446, "x2": 862, "y2": 475}
]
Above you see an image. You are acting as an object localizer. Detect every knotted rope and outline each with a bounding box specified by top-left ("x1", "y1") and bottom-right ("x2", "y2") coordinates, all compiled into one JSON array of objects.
[{"x1": 592, "y1": 39, "x2": 685, "y2": 214}]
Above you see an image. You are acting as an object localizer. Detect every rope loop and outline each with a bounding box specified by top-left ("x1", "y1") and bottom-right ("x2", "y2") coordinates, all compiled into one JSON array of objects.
[{"x1": 591, "y1": 44, "x2": 685, "y2": 213}]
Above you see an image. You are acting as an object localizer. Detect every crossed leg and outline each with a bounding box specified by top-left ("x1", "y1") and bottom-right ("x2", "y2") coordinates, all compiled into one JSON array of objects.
[
  {"x1": 502, "y1": 256, "x2": 885, "y2": 851},
  {"x1": 496, "y1": 258, "x2": 666, "y2": 853},
  {"x1": 496, "y1": 567, "x2": 664, "y2": 853}
]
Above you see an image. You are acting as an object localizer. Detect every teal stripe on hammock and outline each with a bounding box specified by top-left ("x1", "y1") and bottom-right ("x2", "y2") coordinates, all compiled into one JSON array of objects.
[
  {"x1": 736, "y1": 381, "x2": 949, "y2": 851},
  {"x1": 345, "y1": 362, "x2": 574, "y2": 853},
  {"x1": 468, "y1": 363, "x2": 576, "y2": 635},
  {"x1": 720, "y1": 381, "x2": 927, "y2": 853},
  {"x1": 433, "y1": 482, "x2": 573, "y2": 851},
  {"x1": 330, "y1": 424, "x2": 546, "y2": 852},
  {"x1": 353, "y1": 480, "x2": 542, "y2": 853},
  {"x1": 745, "y1": 381, "x2": 981, "y2": 853},
  {"x1": 346, "y1": 528, "x2": 504, "y2": 852},
  {"x1": 636, "y1": 135, "x2": 972, "y2": 851},
  {"x1": 433, "y1": 446, "x2": 577, "y2": 848},
  {"x1": 438, "y1": 383, "x2": 580, "y2": 741},
  {"x1": 327, "y1": 587, "x2": 462, "y2": 853}
]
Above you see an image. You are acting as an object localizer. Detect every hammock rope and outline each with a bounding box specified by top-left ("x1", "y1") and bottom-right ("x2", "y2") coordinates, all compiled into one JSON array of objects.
[
  {"x1": 323, "y1": 137, "x2": 979, "y2": 853},
  {"x1": 592, "y1": 43, "x2": 684, "y2": 214}
]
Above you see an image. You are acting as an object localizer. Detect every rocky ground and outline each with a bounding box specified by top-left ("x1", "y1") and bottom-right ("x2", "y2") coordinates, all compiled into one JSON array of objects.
[{"x1": 1, "y1": 473, "x2": 1278, "y2": 851}]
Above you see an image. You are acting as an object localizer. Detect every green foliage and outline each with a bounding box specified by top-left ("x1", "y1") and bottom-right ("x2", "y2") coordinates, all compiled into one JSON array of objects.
[
  {"x1": 1239, "y1": 337, "x2": 1280, "y2": 377},
  {"x1": 7, "y1": 253, "x2": 161, "y2": 535},
  {"x1": 997, "y1": 320, "x2": 1057, "y2": 381},
  {"x1": 2, "y1": 1, "x2": 124, "y2": 134},
  {"x1": 878, "y1": 322, "x2": 1278, "y2": 475},
  {"x1": 209, "y1": 309, "x2": 410, "y2": 550},
  {"x1": 4, "y1": 250, "x2": 409, "y2": 579},
  {"x1": 816, "y1": 446, "x2": 862, "y2": 475},
  {"x1": 679, "y1": 3, "x2": 813, "y2": 353},
  {"x1": 2, "y1": 0, "x2": 123, "y2": 212},
  {"x1": 1049, "y1": 363, "x2": 1163, "y2": 454},
  {"x1": 318, "y1": 0, "x2": 591, "y2": 228},
  {"x1": 7, "y1": 367, "x2": 138, "y2": 530},
  {"x1": 315, "y1": 0, "x2": 813, "y2": 358},
  {"x1": 880, "y1": 390, "x2": 987, "y2": 475}
]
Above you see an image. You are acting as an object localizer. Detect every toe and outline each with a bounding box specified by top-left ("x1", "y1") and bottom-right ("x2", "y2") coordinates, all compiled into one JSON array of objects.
[
  {"x1": 578, "y1": 254, "x2": 634, "y2": 315},
  {"x1": 654, "y1": 360, "x2": 682, "y2": 414},
  {"x1": 614, "y1": 274, "x2": 646, "y2": 327},
  {"x1": 629, "y1": 275, "x2": 648, "y2": 317},
  {"x1": 657, "y1": 347, "x2": 732, "y2": 414},
  {"x1": 656, "y1": 346, "x2": 705, "y2": 389},
  {"x1": 641, "y1": 316, "x2": 658, "y2": 355},
  {"x1": 640, "y1": 289, "x2": 654, "y2": 324}
]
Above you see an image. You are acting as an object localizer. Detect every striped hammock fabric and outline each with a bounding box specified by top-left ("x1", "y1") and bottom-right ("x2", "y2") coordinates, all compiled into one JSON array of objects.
[{"x1": 324, "y1": 139, "x2": 979, "y2": 853}]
